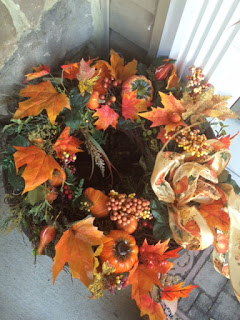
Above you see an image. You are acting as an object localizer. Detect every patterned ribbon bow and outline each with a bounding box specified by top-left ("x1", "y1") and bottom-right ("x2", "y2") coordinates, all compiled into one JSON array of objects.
[{"x1": 151, "y1": 139, "x2": 240, "y2": 302}]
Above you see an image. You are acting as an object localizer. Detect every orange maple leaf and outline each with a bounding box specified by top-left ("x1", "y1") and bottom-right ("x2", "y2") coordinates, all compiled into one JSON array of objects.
[
  {"x1": 122, "y1": 91, "x2": 152, "y2": 121},
  {"x1": 161, "y1": 282, "x2": 198, "y2": 301},
  {"x1": 166, "y1": 65, "x2": 179, "y2": 89},
  {"x1": 92, "y1": 105, "x2": 119, "y2": 130},
  {"x1": 24, "y1": 65, "x2": 50, "y2": 83},
  {"x1": 13, "y1": 145, "x2": 66, "y2": 194},
  {"x1": 127, "y1": 262, "x2": 161, "y2": 303},
  {"x1": 13, "y1": 81, "x2": 71, "y2": 125},
  {"x1": 61, "y1": 62, "x2": 80, "y2": 80},
  {"x1": 138, "y1": 294, "x2": 166, "y2": 320},
  {"x1": 52, "y1": 217, "x2": 105, "y2": 287},
  {"x1": 53, "y1": 126, "x2": 83, "y2": 159},
  {"x1": 199, "y1": 200, "x2": 230, "y2": 234},
  {"x1": 212, "y1": 132, "x2": 239, "y2": 151},
  {"x1": 140, "y1": 239, "x2": 181, "y2": 274},
  {"x1": 99, "y1": 49, "x2": 137, "y2": 82},
  {"x1": 139, "y1": 92, "x2": 186, "y2": 133}
]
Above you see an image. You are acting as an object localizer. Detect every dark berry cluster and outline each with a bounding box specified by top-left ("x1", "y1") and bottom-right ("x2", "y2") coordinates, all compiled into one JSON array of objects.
[{"x1": 108, "y1": 275, "x2": 128, "y2": 293}]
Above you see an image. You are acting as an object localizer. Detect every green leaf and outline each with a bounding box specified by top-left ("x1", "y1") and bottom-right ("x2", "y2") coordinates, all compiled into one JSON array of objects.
[
  {"x1": 137, "y1": 63, "x2": 148, "y2": 76},
  {"x1": 229, "y1": 178, "x2": 240, "y2": 195},
  {"x1": 153, "y1": 222, "x2": 172, "y2": 241},
  {"x1": 64, "y1": 89, "x2": 91, "y2": 130},
  {"x1": 150, "y1": 200, "x2": 169, "y2": 223},
  {"x1": 152, "y1": 56, "x2": 169, "y2": 67},
  {"x1": 7, "y1": 164, "x2": 25, "y2": 193},
  {"x1": 221, "y1": 130, "x2": 226, "y2": 136},
  {"x1": 66, "y1": 167, "x2": 77, "y2": 186},
  {"x1": 117, "y1": 116, "x2": 138, "y2": 130},
  {"x1": 218, "y1": 170, "x2": 230, "y2": 183},
  {"x1": 73, "y1": 178, "x2": 85, "y2": 201},
  {"x1": 27, "y1": 186, "x2": 45, "y2": 205},
  {"x1": 10, "y1": 135, "x2": 30, "y2": 150}
]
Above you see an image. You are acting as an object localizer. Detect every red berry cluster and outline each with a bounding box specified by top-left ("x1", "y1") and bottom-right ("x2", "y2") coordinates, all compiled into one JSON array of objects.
[
  {"x1": 62, "y1": 184, "x2": 73, "y2": 200},
  {"x1": 107, "y1": 190, "x2": 152, "y2": 227},
  {"x1": 186, "y1": 67, "x2": 210, "y2": 97},
  {"x1": 140, "y1": 247, "x2": 168, "y2": 270},
  {"x1": 142, "y1": 220, "x2": 153, "y2": 229}
]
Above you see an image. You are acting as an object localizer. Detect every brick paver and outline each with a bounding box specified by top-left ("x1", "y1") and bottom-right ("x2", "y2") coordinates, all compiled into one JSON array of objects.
[{"x1": 173, "y1": 247, "x2": 240, "y2": 319}]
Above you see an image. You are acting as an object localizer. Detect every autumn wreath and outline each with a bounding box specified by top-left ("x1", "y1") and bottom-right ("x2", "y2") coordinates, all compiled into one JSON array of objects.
[{"x1": 1, "y1": 50, "x2": 240, "y2": 319}]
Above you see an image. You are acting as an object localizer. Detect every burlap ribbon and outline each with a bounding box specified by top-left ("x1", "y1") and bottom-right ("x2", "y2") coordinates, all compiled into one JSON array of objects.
[{"x1": 151, "y1": 140, "x2": 240, "y2": 302}]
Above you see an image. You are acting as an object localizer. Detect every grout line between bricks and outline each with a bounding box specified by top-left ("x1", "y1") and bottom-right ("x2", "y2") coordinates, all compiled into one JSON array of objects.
[
  {"x1": 183, "y1": 245, "x2": 213, "y2": 284},
  {"x1": 176, "y1": 309, "x2": 190, "y2": 320}
]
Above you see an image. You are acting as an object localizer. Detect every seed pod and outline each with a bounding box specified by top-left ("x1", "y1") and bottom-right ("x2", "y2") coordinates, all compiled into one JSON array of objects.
[
  {"x1": 155, "y1": 62, "x2": 172, "y2": 81},
  {"x1": 37, "y1": 225, "x2": 56, "y2": 255}
]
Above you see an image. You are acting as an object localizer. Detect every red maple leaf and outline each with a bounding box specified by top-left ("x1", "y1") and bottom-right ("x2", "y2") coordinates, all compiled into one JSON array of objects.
[
  {"x1": 122, "y1": 91, "x2": 151, "y2": 121},
  {"x1": 140, "y1": 239, "x2": 181, "y2": 274},
  {"x1": 92, "y1": 105, "x2": 119, "y2": 130},
  {"x1": 24, "y1": 65, "x2": 50, "y2": 83},
  {"x1": 53, "y1": 126, "x2": 83, "y2": 159},
  {"x1": 161, "y1": 282, "x2": 198, "y2": 301},
  {"x1": 139, "y1": 92, "x2": 186, "y2": 133},
  {"x1": 61, "y1": 62, "x2": 80, "y2": 80}
]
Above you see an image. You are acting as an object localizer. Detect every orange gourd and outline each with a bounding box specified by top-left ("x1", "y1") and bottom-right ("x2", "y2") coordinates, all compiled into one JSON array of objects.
[
  {"x1": 84, "y1": 187, "x2": 109, "y2": 218},
  {"x1": 100, "y1": 230, "x2": 139, "y2": 273}
]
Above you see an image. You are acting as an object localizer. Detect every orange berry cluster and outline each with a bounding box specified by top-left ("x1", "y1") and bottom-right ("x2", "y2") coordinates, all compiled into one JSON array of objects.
[
  {"x1": 99, "y1": 76, "x2": 121, "y2": 106},
  {"x1": 186, "y1": 67, "x2": 210, "y2": 97},
  {"x1": 175, "y1": 128, "x2": 210, "y2": 157},
  {"x1": 107, "y1": 190, "x2": 152, "y2": 228}
]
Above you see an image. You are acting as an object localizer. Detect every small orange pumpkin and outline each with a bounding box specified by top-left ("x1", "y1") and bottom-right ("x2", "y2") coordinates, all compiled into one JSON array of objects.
[
  {"x1": 84, "y1": 187, "x2": 109, "y2": 218},
  {"x1": 49, "y1": 170, "x2": 64, "y2": 187},
  {"x1": 122, "y1": 75, "x2": 153, "y2": 101},
  {"x1": 100, "y1": 230, "x2": 139, "y2": 273},
  {"x1": 116, "y1": 216, "x2": 138, "y2": 234}
]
